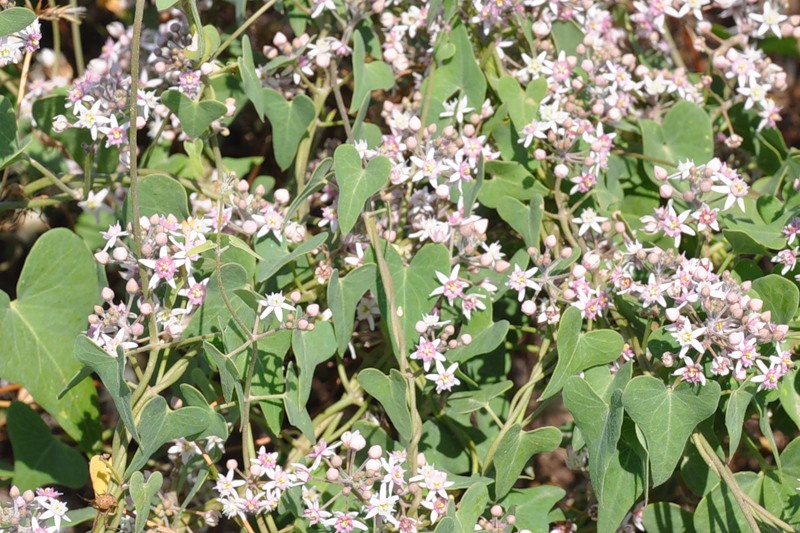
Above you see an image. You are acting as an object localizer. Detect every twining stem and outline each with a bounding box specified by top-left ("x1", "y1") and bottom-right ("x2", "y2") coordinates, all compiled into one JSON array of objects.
[
  {"x1": 691, "y1": 432, "x2": 794, "y2": 533},
  {"x1": 329, "y1": 61, "x2": 352, "y2": 141},
  {"x1": 364, "y1": 214, "x2": 423, "y2": 516}
]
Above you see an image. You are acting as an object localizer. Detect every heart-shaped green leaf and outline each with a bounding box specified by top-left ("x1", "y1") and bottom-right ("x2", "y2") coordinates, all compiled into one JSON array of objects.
[
  {"x1": 622, "y1": 376, "x2": 720, "y2": 486},
  {"x1": 7, "y1": 402, "x2": 89, "y2": 490},
  {"x1": 540, "y1": 306, "x2": 624, "y2": 400},
  {"x1": 126, "y1": 397, "x2": 212, "y2": 476},
  {"x1": 358, "y1": 368, "x2": 413, "y2": 446},
  {"x1": 563, "y1": 377, "x2": 624, "y2": 500},
  {"x1": 263, "y1": 88, "x2": 315, "y2": 170},
  {"x1": 501, "y1": 486, "x2": 566, "y2": 533},
  {"x1": 642, "y1": 502, "x2": 695, "y2": 533},
  {"x1": 372, "y1": 242, "x2": 451, "y2": 356},
  {"x1": 496, "y1": 194, "x2": 543, "y2": 249},
  {"x1": 255, "y1": 231, "x2": 329, "y2": 282},
  {"x1": 185, "y1": 264, "x2": 254, "y2": 340},
  {"x1": 161, "y1": 90, "x2": 227, "y2": 139},
  {"x1": 350, "y1": 32, "x2": 394, "y2": 112},
  {"x1": 0, "y1": 7, "x2": 35, "y2": 37},
  {"x1": 0, "y1": 95, "x2": 20, "y2": 170},
  {"x1": 334, "y1": 144, "x2": 391, "y2": 235},
  {"x1": 72, "y1": 335, "x2": 138, "y2": 443},
  {"x1": 179, "y1": 384, "x2": 229, "y2": 441},
  {"x1": 129, "y1": 470, "x2": 163, "y2": 533},
  {"x1": 239, "y1": 34, "x2": 267, "y2": 120},
  {"x1": 284, "y1": 362, "x2": 315, "y2": 442},
  {"x1": 251, "y1": 330, "x2": 292, "y2": 436},
  {"x1": 751, "y1": 274, "x2": 799, "y2": 324},
  {"x1": 421, "y1": 22, "x2": 486, "y2": 126},
  {"x1": 0, "y1": 229, "x2": 101, "y2": 448},
  {"x1": 327, "y1": 265, "x2": 377, "y2": 355},
  {"x1": 122, "y1": 173, "x2": 189, "y2": 225},
  {"x1": 447, "y1": 320, "x2": 509, "y2": 364},
  {"x1": 640, "y1": 101, "x2": 713, "y2": 182},
  {"x1": 489, "y1": 424, "x2": 561, "y2": 498},
  {"x1": 724, "y1": 381, "x2": 755, "y2": 457},
  {"x1": 292, "y1": 321, "x2": 337, "y2": 404},
  {"x1": 447, "y1": 380, "x2": 513, "y2": 415}
]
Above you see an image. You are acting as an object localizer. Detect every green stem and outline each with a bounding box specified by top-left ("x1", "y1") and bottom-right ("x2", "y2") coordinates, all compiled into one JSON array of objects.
[{"x1": 213, "y1": 0, "x2": 279, "y2": 60}]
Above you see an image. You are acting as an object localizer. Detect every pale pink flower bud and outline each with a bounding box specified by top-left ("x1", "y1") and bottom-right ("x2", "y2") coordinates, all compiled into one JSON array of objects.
[
  {"x1": 284, "y1": 222, "x2": 306, "y2": 243},
  {"x1": 274, "y1": 188, "x2": 290, "y2": 204},
  {"x1": 659, "y1": 184, "x2": 673, "y2": 198},
  {"x1": 561, "y1": 247, "x2": 573, "y2": 259},
  {"x1": 225, "y1": 98, "x2": 237, "y2": 117},
  {"x1": 368, "y1": 445, "x2": 382, "y2": 459},
  {"x1": 101, "y1": 287, "x2": 115, "y2": 301},
  {"x1": 666, "y1": 308, "x2": 680, "y2": 322},
  {"x1": 563, "y1": 288, "x2": 576, "y2": 300},
  {"x1": 654, "y1": 166, "x2": 668, "y2": 181},
  {"x1": 415, "y1": 320, "x2": 428, "y2": 334},
  {"x1": 242, "y1": 220, "x2": 258, "y2": 235},
  {"x1": 326, "y1": 468, "x2": 339, "y2": 481},
  {"x1": 494, "y1": 260, "x2": 510, "y2": 273},
  {"x1": 307, "y1": 303, "x2": 320, "y2": 317},
  {"x1": 52, "y1": 114, "x2": 69, "y2": 133},
  {"x1": 582, "y1": 253, "x2": 599, "y2": 270},
  {"x1": 140, "y1": 303, "x2": 153, "y2": 315},
  {"x1": 544, "y1": 235, "x2": 557, "y2": 249},
  {"x1": 126, "y1": 279, "x2": 139, "y2": 294},
  {"x1": 95, "y1": 251, "x2": 110, "y2": 264},
  {"x1": 534, "y1": 149, "x2": 547, "y2": 160},
  {"x1": 155, "y1": 232, "x2": 168, "y2": 246},
  {"x1": 521, "y1": 300, "x2": 536, "y2": 316},
  {"x1": 572, "y1": 264, "x2": 586, "y2": 278},
  {"x1": 461, "y1": 333, "x2": 472, "y2": 345},
  {"x1": 662, "y1": 352, "x2": 674, "y2": 367},
  {"x1": 436, "y1": 184, "x2": 450, "y2": 199},
  {"x1": 22, "y1": 490, "x2": 34, "y2": 502},
  {"x1": 112, "y1": 246, "x2": 128, "y2": 261},
  {"x1": 365, "y1": 458, "x2": 381, "y2": 473},
  {"x1": 554, "y1": 164, "x2": 569, "y2": 179},
  {"x1": 491, "y1": 505, "x2": 504, "y2": 518},
  {"x1": 749, "y1": 298, "x2": 763, "y2": 312}
]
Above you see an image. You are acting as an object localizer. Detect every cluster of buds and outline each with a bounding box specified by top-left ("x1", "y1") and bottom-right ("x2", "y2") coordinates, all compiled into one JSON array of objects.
[
  {"x1": 213, "y1": 431, "x2": 456, "y2": 531},
  {"x1": 0, "y1": 486, "x2": 71, "y2": 532}
]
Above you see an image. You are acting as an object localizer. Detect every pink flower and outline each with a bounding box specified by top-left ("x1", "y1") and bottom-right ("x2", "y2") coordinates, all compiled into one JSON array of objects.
[
  {"x1": 430, "y1": 265, "x2": 468, "y2": 305},
  {"x1": 672, "y1": 356, "x2": 707, "y2": 386}
]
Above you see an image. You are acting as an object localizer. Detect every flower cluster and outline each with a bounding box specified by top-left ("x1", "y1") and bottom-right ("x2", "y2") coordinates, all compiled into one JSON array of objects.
[
  {"x1": 213, "y1": 431, "x2": 455, "y2": 531},
  {"x1": 0, "y1": 16, "x2": 41, "y2": 67},
  {"x1": 0, "y1": 486, "x2": 71, "y2": 533}
]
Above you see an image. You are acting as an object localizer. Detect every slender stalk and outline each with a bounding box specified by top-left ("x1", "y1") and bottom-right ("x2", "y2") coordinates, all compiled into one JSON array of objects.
[
  {"x1": 70, "y1": 0, "x2": 84, "y2": 75},
  {"x1": 692, "y1": 432, "x2": 761, "y2": 533},
  {"x1": 329, "y1": 61, "x2": 352, "y2": 141},
  {"x1": 213, "y1": 0, "x2": 279, "y2": 60}
]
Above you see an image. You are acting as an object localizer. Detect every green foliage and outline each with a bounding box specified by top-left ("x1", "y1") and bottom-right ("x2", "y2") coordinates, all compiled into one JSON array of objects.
[
  {"x1": 0, "y1": 229, "x2": 101, "y2": 449},
  {"x1": 350, "y1": 32, "x2": 394, "y2": 112},
  {"x1": 334, "y1": 144, "x2": 392, "y2": 235},
  {"x1": 622, "y1": 377, "x2": 721, "y2": 487},
  {"x1": 160, "y1": 90, "x2": 227, "y2": 139},
  {"x1": 640, "y1": 101, "x2": 713, "y2": 180},
  {"x1": 7, "y1": 402, "x2": 89, "y2": 490},
  {"x1": 489, "y1": 424, "x2": 561, "y2": 498}
]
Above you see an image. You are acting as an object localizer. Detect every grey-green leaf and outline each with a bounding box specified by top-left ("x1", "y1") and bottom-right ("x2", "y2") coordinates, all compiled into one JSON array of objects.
[
  {"x1": 350, "y1": 32, "x2": 394, "y2": 112},
  {"x1": 327, "y1": 265, "x2": 376, "y2": 355},
  {"x1": 161, "y1": 90, "x2": 227, "y2": 139},
  {"x1": 358, "y1": 368, "x2": 413, "y2": 446},
  {"x1": 263, "y1": 88, "x2": 316, "y2": 170},
  {"x1": 490, "y1": 425, "x2": 561, "y2": 499},
  {"x1": 7, "y1": 402, "x2": 89, "y2": 491},
  {"x1": 334, "y1": 144, "x2": 391, "y2": 235},
  {"x1": 73, "y1": 335, "x2": 138, "y2": 443},
  {"x1": 622, "y1": 376, "x2": 720, "y2": 487},
  {"x1": 129, "y1": 471, "x2": 163, "y2": 533},
  {"x1": 0, "y1": 229, "x2": 101, "y2": 449},
  {"x1": 541, "y1": 306, "x2": 624, "y2": 400}
]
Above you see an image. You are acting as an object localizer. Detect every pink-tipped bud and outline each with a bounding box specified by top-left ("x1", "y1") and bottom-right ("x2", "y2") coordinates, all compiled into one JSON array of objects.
[
  {"x1": 666, "y1": 308, "x2": 680, "y2": 322},
  {"x1": 544, "y1": 235, "x2": 557, "y2": 249},
  {"x1": 659, "y1": 184, "x2": 673, "y2": 198},
  {"x1": 461, "y1": 333, "x2": 472, "y2": 345},
  {"x1": 101, "y1": 287, "x2": 115, "y2": 301},
  {"x1": 749, "y1": 298, "x2": 763, "y2": 312},
  {"x1": 654, "y1": 165, "x2": 668, "y2": 181}
]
